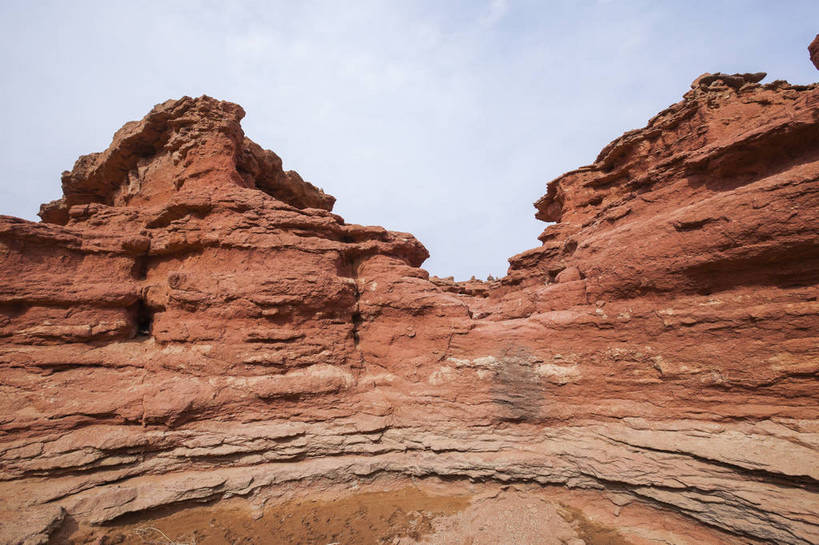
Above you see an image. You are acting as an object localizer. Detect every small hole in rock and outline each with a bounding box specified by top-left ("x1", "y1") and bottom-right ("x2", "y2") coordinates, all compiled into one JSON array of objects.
[{"x1": 135, "y1": 299, "x2": 153, "y2": 337}]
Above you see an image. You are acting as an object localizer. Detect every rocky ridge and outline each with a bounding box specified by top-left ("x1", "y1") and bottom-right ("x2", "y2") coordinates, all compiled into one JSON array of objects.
[{"x1": 0, "y1": 68, "x2": 817, "y2": 544}]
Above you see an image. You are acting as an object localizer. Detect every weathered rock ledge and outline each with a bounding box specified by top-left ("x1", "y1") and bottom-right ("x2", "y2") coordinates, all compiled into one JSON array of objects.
[{"x1": 0, "y1": 69, "x2": 818, "y2": 545}]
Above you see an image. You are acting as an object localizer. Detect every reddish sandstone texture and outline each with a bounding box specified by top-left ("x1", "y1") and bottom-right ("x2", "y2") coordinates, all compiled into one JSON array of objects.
[
  {"x1": 810, "y1": 34, "x2": 819, "y2": 70},
  {"x1": 0, "y1": 70, "x2": 818, "y2": 545}
]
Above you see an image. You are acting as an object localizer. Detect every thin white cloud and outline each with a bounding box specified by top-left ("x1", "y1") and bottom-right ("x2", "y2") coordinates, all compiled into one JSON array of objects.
[
  {"x1": 482, "y1": 0, "x2": 509, "y2": 27},
  {"x1": 1, "y1": 0, "x2": 818, "y2": 280}
]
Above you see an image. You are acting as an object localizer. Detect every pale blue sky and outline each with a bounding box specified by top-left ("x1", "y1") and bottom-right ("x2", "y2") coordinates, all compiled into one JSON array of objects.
[{"x1": 1, "y1": 1, "x2": 817, "y2": 279}]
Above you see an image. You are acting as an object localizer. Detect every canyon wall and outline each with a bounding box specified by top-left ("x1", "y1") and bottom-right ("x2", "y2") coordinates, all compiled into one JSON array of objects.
[{"x1": 0, "y1": 70, "x2": 817, "y2": 544}]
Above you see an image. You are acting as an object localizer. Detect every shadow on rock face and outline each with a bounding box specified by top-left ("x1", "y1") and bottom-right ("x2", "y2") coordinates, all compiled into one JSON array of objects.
[{"x1": 490, "y1": 347, "x2": 546, "y2": 423}]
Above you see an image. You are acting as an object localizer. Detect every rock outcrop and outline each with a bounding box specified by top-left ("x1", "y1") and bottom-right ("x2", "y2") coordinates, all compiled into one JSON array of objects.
[
  {"x1": 810, "y1": 34, "x2": 819, "y2": 70},
  {"x1": 0, "y1": 71, "x2": 817, "y2": 545}
]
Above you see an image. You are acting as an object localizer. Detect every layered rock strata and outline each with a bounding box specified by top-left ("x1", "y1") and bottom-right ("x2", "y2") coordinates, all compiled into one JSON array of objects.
[{"x1": 0, "y1": 71, "x2": 817, "y2": 545}]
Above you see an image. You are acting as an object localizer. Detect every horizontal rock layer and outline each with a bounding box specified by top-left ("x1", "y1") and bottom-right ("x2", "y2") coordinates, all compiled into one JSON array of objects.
[{"x1": 0, "y1": 73, "x2": 818, "y2": 545}]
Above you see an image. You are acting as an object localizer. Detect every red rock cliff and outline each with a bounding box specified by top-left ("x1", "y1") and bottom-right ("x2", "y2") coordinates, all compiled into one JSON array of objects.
[{"x1": 0, "y1": 72, "x2": 817, "y2": 545}]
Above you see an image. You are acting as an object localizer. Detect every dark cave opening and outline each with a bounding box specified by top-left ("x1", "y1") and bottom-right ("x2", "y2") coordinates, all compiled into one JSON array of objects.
[{"x1": 134, "y1": 298, "x2": 153, "y2": 337}]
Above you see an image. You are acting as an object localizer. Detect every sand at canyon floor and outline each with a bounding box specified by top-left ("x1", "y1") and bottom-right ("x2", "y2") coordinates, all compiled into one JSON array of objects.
[{"x1": 62, "y1": 480, "x2": 745, "y2": 545}]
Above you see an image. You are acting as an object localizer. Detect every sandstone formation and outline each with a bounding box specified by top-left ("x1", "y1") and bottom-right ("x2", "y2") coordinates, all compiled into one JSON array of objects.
[
  {"x1": 0, "y1": 69, "x2": 817, "y2": 545},
  {"x1": 810, "y1": 34, "x2": 819, "y2": 70}
]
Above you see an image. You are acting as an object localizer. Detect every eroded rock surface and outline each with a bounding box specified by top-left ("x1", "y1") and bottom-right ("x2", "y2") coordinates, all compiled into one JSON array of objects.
[{"x1": 0, "y1": 71, "x2": 818, "y2": 545}]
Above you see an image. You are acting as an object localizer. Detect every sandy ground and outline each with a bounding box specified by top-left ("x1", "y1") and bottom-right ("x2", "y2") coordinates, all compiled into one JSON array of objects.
[
  {"x1": 60, "y1": 484, "x2": 638, "y2": 545},
  {"x1": 58, "y1": 480, "x2": 748, "y2": 545},
  {"x1": 396, "y1": 489, "x2": 604, "y2": 545}
]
